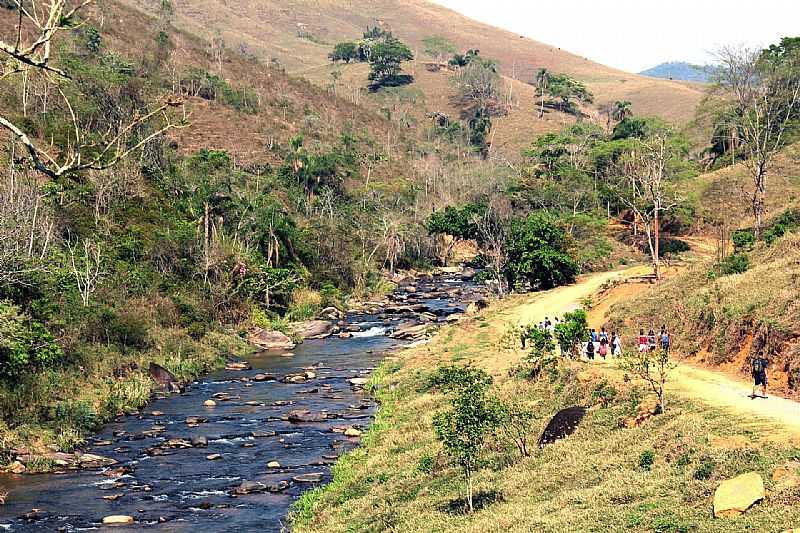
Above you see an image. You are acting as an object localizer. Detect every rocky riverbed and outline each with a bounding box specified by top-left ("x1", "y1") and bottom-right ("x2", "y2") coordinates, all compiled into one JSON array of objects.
[{"x1": 0, "y1": 269, "x2": 487, "y2": 532}]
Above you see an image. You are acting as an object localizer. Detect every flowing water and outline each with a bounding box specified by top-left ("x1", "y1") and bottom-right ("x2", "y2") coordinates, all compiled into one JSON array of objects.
[{"x1": 0, "y1": 274, "x2": 483, "y2": 532}]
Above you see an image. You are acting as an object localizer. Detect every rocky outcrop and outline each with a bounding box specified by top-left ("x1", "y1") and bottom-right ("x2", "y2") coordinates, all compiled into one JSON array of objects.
[
  {"x1": 713, "y1": 472, "x2": 765, "y2": 517},
  {"x1": 248, "y1": 327, "x2": 296, "y2": 350}
]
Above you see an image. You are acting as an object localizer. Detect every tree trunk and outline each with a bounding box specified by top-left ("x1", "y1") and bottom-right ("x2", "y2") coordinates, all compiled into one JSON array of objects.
[
  {"x1": 653, "y1": 209, "x2": 661, "y2": 280},
  {"x1": 466, "y1": 470, "x2": 473, "y2": 513}
]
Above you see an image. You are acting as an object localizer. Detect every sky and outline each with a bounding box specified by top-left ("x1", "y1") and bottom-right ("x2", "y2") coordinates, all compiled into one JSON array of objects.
[{"x1": 429, "y1": 0, "x2": 800, "y2": 73}]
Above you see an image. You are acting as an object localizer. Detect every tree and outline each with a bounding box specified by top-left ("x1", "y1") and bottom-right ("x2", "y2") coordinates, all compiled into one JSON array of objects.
[
  {"x1": 329, "y1": 41, "x2": 359, "y2": 63},
  {"x1": 553, "y1": 309, "x2": 589, "y2": 358},
  {"x1": 0, "y1": 0, "x2": 186, "y2": 179},
  {"x1": 452, "y1": 58, "x2": 502, "y2": 157},
  {"x1": 613, "y1": 134, "x2": 675, "y2": 280},
  {"x1": 546, "y1": 74, "x2": 594, "y2": 115},
  {"x1": 422, "y1": 35, "x2": 457, "y2": 64},
  {"x1": 613, "y1": 100, "x2": 633, "y2": 123},
  {"x1": 714, "y1": 43, "x2": 800, "y2": 237},
  {"x1": 433, "y1": 369, "x2": 503, "y2": 513},
  {"x1": 621, "y1": 347, "x2": 674, "y2": 413},
  {"x1": 504, "y1": 213, "x2": 579, "y2": 290},
  {"x1": 368, "y1": 37, "x2": 414, "y2": 88},
  {"x1": 474, "y1": 205, "x2": 509, "y2": 295},
  {"x1": 535, "y1": 68, "x2": 550, "y2": 118},
  {"x1": 425, "y1": 203, "x2": 486, "y2": 264}
]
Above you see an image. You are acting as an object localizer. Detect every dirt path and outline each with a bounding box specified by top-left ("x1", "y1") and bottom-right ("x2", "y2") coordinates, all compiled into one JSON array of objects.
[{"x1": 505, "y1": 267, "x2": 800, "y2": 436}]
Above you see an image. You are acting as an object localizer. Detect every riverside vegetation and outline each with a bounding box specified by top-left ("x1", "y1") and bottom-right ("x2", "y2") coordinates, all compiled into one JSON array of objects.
[{"x1": 1, "y1": 0, "x2": 800, "y2": 531}]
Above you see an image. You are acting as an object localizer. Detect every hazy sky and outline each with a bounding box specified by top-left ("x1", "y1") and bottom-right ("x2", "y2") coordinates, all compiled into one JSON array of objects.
[{"x1": 429, "y1": 0, "x2": 800, "y2": 73}]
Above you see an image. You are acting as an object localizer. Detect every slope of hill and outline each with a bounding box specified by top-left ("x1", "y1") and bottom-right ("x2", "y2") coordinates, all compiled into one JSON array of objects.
[
  {"x1": 120, "y1": 0, "x2": 706, "y2": 155},
  {"x1": 640, "y1": 61, "x2": 716, "y2": 83}
]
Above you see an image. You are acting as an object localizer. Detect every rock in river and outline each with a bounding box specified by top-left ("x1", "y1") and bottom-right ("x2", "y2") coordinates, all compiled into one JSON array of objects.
[
  {"x1": 102, "y1": 515, "x2": 135, "y2": 525},
  {"x1": 287, "y1": 409, "x2": 327, "y2": 423},
  {"x1": 248, "y1": 327, "x2": 296, "y2": 350},
  {"x1": 291, "y1": 320, "x2": 337, "y2": 340}
]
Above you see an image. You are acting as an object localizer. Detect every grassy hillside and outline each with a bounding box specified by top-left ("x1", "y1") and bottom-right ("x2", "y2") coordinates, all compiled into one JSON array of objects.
[
  {"x1": 120, "y1": 0, "x2": 705, "y2": 156},
  {"x1": 291, "y1": 288, "x2": 800, "y2": 532},
  {"x1": 608, "y1": 231, "x2": 800, "y2": 399}
]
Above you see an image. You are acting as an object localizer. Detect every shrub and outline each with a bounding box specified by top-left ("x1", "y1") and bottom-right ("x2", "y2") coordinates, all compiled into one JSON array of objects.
[
  {"x1": 498, "y1": 397, "x2": 537, "y2": 457},
  {"x1": 639, "y1": 449, "x2": 656, "y2": 471},
  {"x1": 658, "y1": 238, "x2": 690, "y2": 257},
  {"x1": 53, "y1": 400, "x2": 99, "y2": 434},
  {"x1": 591, "y1": 380, "x2": 618, "y2": 407},
  {"x1": 693, "y1": 456, "x2": 715, "y2": 480},
  {"x1": 424, "y1": 365, "x2": 493, "y2": 393},
  {"x1": 732, "y1": 229, "x2": 755, "y2": 251},
  {"x1": 416, "y1": 454, "x2": 435, "y2": 474},
  {"x1": 433, "y1": 377, "x2": 503, "y2": 513},
  {"x1": 554, "y1": 309, "x2": 589, "y2": 358},
  {"x1": 0, "y1": 301, "x2": 63, "y2": 381},
  {"x1": 716, "y1": 253, "x2": 749, "y2": 276},
  {"x1": 504, "y1": 213, "x2": 579, "y2": 291}
]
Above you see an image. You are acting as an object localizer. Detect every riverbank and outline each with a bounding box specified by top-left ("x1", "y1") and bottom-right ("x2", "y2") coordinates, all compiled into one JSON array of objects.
[
  {"x1": 0, "y1": 329, "x2": 251, "y2": 473},
  {"x1": 292, "y1": 272, "x2": 800, "y2": 533}
]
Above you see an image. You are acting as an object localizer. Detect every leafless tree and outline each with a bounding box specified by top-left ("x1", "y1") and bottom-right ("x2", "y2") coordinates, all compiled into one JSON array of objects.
[
  {"x1": 68, "y1": 237, "x2": 103, "y2": 306},
  {"x1": 473, "y1": 204, "x2": 508, "y2": 296},
  {"x1": 0, "y1": 159, "x2": 56, "y2": 285},
  {"x1": 714, "y1": 45, "x2": 800, "y2": 237},
  {"x1": 614, "y1": 134, "x2": 679, "y2": 280},
  {"x1": 0, "y1": 0, "x2": 186, "y2": 179}
]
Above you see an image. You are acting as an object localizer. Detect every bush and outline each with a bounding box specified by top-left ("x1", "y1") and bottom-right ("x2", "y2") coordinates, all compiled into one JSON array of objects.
[
  {"x1": 658, "y1": 238, "x2": 690, "y2": 257},
  {"x1": 716, "y1": 253, "x2": 749, "y2": 276},
  {"x1": 732, "y1": 229, "x2": 755, "y2": 251},
  {"x1": 504, "y1": 213, "x2": 579, "y2": 291},
  {"x1": 591, "y1": 380, "x2": 618, "y2": 407},
  {"x1": 693, "y1": 456, "x2": 715, "y2": 480},
  {"x1": 424, "y1": 365, "x2": 493, "y2": 393},
  {"x1": 433, "y1": 375, "x2": 503, "y2": 513},
  {"x1": 639, "y1": 449, "x2": 656, "y2": 471},
  {"x1": 53, "y1": 400, "x2": 99, "y2": 433},
  {"x1": 0, "y1": 301, "x2": 63, "y2": 381},
  {"x1": 553, "y1": 309, "x2": 589, "y2": 358}
]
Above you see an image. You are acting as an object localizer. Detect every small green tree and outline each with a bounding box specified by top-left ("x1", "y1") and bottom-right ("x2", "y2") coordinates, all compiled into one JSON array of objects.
[
  {"x1": 536, "y1": 72, "x2": 594, "y2": 116},
  {"x1": 0, "y1": 301, "x2": 63, "y2": 381},
  {"x1": 620, "y1": 348, "x2": 675, "y2": 413},
  {"x1": 433, "y1": 368, "x2": 503, "y2": 513},
  {"x1": 329, "y1": 41, "x2": 359, "y2": 63},
  {"x1": 423, "y1": 35, "x2": 457, "y2": 64},
  {"x1": 504, "y1": 213, "x2": 579, "y2": 290},
  {"x1": 368, "y1": 37, "x2": 414, "y2": 88},
  {"x1": 498, "y1": 396, "x2": 537, "y2": 457},
  {"x1": 553, "y1": 309, "x2": 589, "y2": 358}
]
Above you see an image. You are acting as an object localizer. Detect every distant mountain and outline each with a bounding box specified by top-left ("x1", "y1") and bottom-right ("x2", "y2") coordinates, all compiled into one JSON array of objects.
[{"x1": 639, "y1": 62, "x2": 717, "y2": 83}]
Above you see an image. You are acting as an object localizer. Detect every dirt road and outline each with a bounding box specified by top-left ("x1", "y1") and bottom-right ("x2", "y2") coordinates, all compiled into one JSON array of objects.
[{"x1": 504, "y1": 267, "x2": 800, "y2": 435}]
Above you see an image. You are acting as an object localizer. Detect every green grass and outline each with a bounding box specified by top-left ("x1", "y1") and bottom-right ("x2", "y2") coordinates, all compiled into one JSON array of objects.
[{"x1": 291, "y1": 309, "x2": 800, "y2": 532}]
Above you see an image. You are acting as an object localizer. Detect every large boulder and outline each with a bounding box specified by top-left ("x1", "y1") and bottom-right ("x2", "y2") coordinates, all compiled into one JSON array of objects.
[
  {"x1": 148, "y1": 362, "x2": 181, "y2": 393},
  {"x1": 319, "y1": 306, "x2": 344, "y2": 321},
  {"x1": 389, "y1": 322, "x2": 430, "y2": 340},
  {"x1": 713, "y1": 472, "x2": 765, "y2": 518},
  {"x1": 291, "y1": 320, "x2": 337, "y2": 340},
  {"x1": 247, "y1": 328, "x2": 296, "y2": 350}
]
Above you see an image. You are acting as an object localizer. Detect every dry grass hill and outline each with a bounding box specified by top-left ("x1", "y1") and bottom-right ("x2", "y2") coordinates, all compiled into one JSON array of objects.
[{"x1": 119, "y1": 0, "x2": 706, "y2": 157}]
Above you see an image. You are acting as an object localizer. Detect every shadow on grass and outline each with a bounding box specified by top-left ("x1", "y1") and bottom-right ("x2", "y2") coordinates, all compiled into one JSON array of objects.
[{"x1": 440, "y1": 490, "x2": 505, "y2": 514}]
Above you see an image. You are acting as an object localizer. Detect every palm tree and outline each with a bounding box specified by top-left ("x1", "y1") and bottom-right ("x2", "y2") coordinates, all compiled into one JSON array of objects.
[
  {"x1": 613, "y1": 100, "x2": 633, "y2": 123},
  {"x1": 535, "y1": 68, "x2": 550, "y2": 118}
]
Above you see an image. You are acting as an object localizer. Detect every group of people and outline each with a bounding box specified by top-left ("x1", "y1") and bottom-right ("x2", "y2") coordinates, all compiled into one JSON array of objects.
[
  {"x1": 584, "y1": 327, "x2": 623, "y2": 360},
  {"x1": 531, "y1": 316, "x2": 772, "y2": 400}
]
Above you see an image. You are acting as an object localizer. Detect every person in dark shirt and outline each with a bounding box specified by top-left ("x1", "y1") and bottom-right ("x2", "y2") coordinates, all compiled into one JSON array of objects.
[{"x1": 751, "y1": 355, "x2": 769, "y2": 399}]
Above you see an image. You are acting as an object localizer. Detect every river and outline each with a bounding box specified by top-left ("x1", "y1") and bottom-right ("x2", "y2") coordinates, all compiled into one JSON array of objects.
[{"x1": 0, "y1": 272, "x2": 483, "y2": 532}]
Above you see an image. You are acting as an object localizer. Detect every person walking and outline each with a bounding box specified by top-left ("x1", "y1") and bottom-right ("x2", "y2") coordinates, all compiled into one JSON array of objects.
[
  {"x1": 611, "y1": 332, "x2": 622, "y2": 357},
  {"x1": 647, "y1": 329, "x2": 657, "y2": 352},
  {"x1": 660, "y1": 327, "x2": 671, "y2": 354},
  {"x1": 585, "y1": 335, "x2": 595, "y2": 360},
  {"x1": 638, "y1": 329, "x2": 648, "y2": 353},
  {"x1": 751, "y1": 355, "x2": 769, "y2": 399}
]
